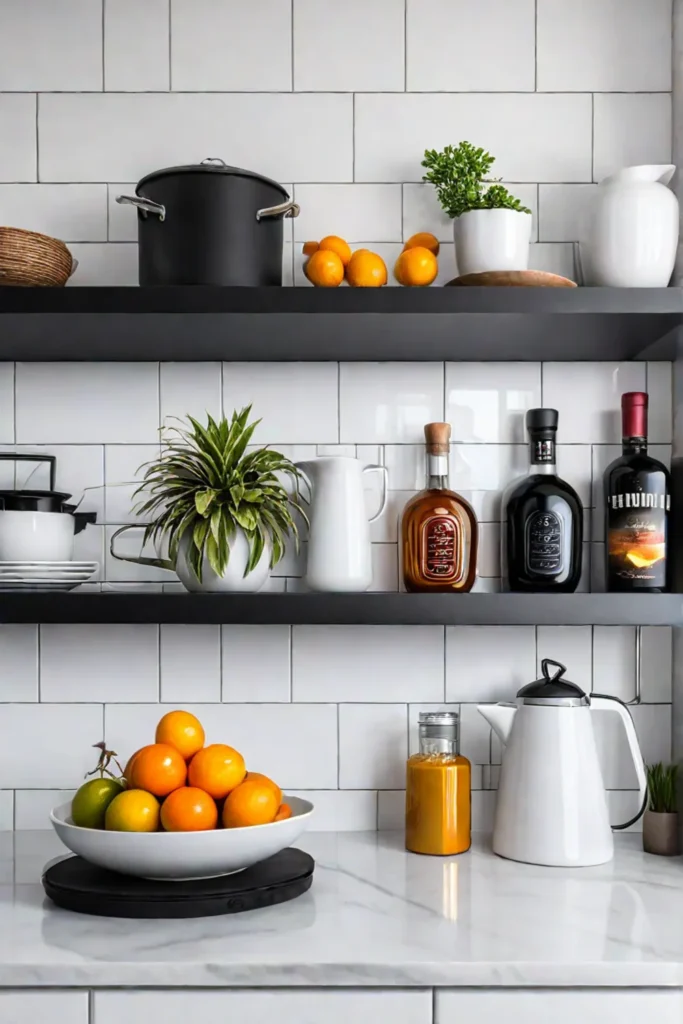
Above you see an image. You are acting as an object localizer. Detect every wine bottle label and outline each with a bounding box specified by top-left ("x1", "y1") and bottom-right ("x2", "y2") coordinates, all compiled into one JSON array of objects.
[
  {"x1": 607, "y1": 498, "x2": 667, "y2": 584},
  {"x1": 421, "y1": 514, "x2": 462, "y2": 582},
  {"x1": 525, "y1": 511, "x2": 562, "y2": 575}
]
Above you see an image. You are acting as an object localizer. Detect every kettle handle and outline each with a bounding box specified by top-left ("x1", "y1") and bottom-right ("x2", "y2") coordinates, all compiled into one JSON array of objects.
[
  {"x1": 362, "y1": 465, "x2": 388, "y2": 523},
  {"x1": 591, "y1": 693, "x2": 648, "y2": 830}
]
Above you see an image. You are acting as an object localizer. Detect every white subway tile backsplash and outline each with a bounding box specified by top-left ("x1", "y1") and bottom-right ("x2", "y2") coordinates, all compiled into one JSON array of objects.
[
  {"x1": 472, "y1": 791, "x2": 496, "y2": 832},
  {"x1": 16, "y1": 363, "x2": 159, "y2": 444},
  {"x1": 67, "y1": 243, "x2": 139, "y2": 287},
  {"x1": 223, "y1": 363, "x2": 338, "y2": 445},
  {"x1": 647, "y1": 362, "x2": 673, "y2": 444},
  {"x1": 161, "y1": 625, "x2": 221, "y2": 704},
  {"x1": 0, "y1": 704, "x2": 102, "y2": 787},
  {"x1": 222, "y1": 625, "x2": 291, "y2": 703},
  {"x1": 407, "y1": 0, "x2": 535, "y2": 92},
  {"x1": 0, "y1": 792, "x2": 13, "y2": 831},
  {"x1": 160, "y1": 363, "x2": 222, "y2": 429},
  {"x1": 293, "y1": 626, "x2": 443, "y2": 703},
  {"x1": 593, "y1": 94, "x2": 673, "y2": 183},
  {"x1": 592, "y1": 627, "x2": 637, "y2": 703},
  {"x1": 0, "y1": 0, "x2": 102, "y2": 91},
  {"x1": 450, "y1": 444, "x2": 527, "y2": 522},
  {"x1": 403, "y1": 183, "x2": 538, "y2": 245},
  {"x1": 0, "y1": 95, "x2": 36, "y2": 182},
  {"x1": 543, "y1": 363, "x2": 646, "y2": 444},
  {"x1": 595, "y1": 703, "x2": 671, "y2": 789},
  {"x1": 39, "y1": 94, "x2": 353, "y2": 184},
  {"x1": 105, "y1": 524, "x2": 173, "y2": 583},
  {"x1": 537, "y1": 627, "x2": 592, "y2": 693},
  {"x1": 537, "y1": 0, "x2": 672, "y2": 92},
  {"x1": 340, "y1": 363, "x2": 443, "y2": 444},
  {"x1": 0, "y1": 367, "x2": 14, "y2": 444},
  {"x1": 108, "y1": 184, "x2": 138, "y2": 242},
  {"x1": 294, "y1": 0, "x2": 404, "y2": 91},
  {"x1": 369, "y1": 543, "x2": 399, "y2": 591},
  {"x1": 15, "y1": 443, "x2": 104, "y2": 520},
  {"x1": 538, "y1": 185, "x2": 598, "y2": 244},
  {"x1": 528, "y1": 243, "x2": 577, "y2": 281},
  {"x1": 40, "y1": 625, "x2": 159, "y2": 703},
  {"x1": 378, "y1": 789, "x2": 404, "y2": 829},
  {"x1": 0, "y1": 184, "x2": 107, "y2": 242},
  {"x1": 105, "y1": 0, "x2": 170, "y2": 92},
  {"x1": 293, "y1": 185, "x2": 402, "y2": 244},
  {"x1": 339, "y1": 704, "x2": 407, "y2": 789},
  {"x1": 355, "y1": 94, "x2": 593, "y2": 183},
  {"x1": 641, "y1": 627, "x2": 673, "y2": 704},
  {"x1": 446, "y1": 363, "x2": 541, "y2": 444},
  {"x1": 446, "y1": 626, "x2": 536, "y2": 703},
  {"x1": 289, "y1": 790, "x2": 378, "y2": 831},
  {"x1": 0, "y1": 625, "x2": 38, "y2": 702},
  {"x1": 14, "y1": 790, "x2": 75, "y2": 830},
  {"x1": 104, "y1": 445, "x2": 159, "y2": 524},
  {"x1": 456, "y1": 704, "x2": 493, "y2": 767}
]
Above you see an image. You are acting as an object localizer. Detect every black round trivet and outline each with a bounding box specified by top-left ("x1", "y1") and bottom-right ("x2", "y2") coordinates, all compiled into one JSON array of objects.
[{"x1": 43, "y1": 848, "x2": 314, "y2": 919}]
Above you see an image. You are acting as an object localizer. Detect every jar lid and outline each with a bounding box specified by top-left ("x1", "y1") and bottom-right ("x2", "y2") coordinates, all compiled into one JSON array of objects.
[{"x1": 419, "y1": 711, "x2": 459, "y2": 726}]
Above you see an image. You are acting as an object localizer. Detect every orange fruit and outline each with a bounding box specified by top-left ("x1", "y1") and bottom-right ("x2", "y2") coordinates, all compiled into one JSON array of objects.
[
  {"x1": 274, "y1": 803, "x2": 292, "y2": 822},
  {"x1": 318, "y1": 235, "x2": 352, "y2": 267},
  {"x1": 403, "y1": 231, "x2": 440, "y2": 256},
  {"x1": 155, "y1": 709, "x2": 205, "y2": 761},
  {"x1": 345, "y1": 249, "x2": 388, "y2": 288},
  {"x1": 394, "y1": 246, "x2": 438, "y2": 287},
  {"x1": 222, "y1": 779, "x2": 279, "y2": 828},
  {"x1": 160, "y1": 787, "x2": 218, "y2": 832},
  {"x1": 305, "y1": 249, "x2": 344, "y2": 287},
  {"x1": 302, "y1": 240, "x2": 319, "y2": 256},
  {"x1": 129, "y1": 743, "x2": 187, "y2": 797},
  {"x1": 105, "y1": 789, "x2": 160, "y2": 832},
  {"x1": 188, "y1": 743, "x2": 246, "y2": 800},
  {"x1": 123, "y1": 748, "x2": 142, "y2": 786},
  {"x1": 245, "y1": 771, "x2": 282, "y2": 806}
]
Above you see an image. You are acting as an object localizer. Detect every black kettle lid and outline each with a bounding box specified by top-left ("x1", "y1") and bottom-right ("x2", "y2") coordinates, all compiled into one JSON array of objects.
[{"x1": 516, "y1": 659, "x2": 586, "y2": 700}]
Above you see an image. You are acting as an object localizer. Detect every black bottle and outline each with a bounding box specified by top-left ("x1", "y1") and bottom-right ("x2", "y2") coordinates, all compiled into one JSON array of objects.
[
  {"x1": 604, "y1": 392, "x2": 670, "y2": 592},
  {"x1": 503, "y1": 408, "x2": 583, "y2": 592}
]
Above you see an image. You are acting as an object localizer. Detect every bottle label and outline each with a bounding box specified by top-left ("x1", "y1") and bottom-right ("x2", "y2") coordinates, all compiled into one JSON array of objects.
[
  {"x1": 421, "y1": 514, "x2": 462, "y2": 582},
  {"x1": 525, "y1": 511, "x2": 562, "y2": 575},
  {"x1": 531, "y1": 439, "x2": 555, "y2": 465},
  {"x1": 608, "y1": 497, "x2": 668, "y2": 584}
]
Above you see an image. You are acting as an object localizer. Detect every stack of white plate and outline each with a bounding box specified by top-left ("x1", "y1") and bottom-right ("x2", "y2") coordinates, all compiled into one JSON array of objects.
[{"x1": 0, "y1": 561, "x2": 99, "y2": 591}]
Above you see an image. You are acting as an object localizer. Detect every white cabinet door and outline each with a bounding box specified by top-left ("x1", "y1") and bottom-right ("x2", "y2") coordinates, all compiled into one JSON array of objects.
[
  {"x1": 0, "y1": 992, "x2": 88, "y2": 1024},
  {"x1": 437, "y1": 989, "x2": 683, "y2": 1024},
  {"x1": 95, "y1": 989, "x2": 432, "y2": 1024}
]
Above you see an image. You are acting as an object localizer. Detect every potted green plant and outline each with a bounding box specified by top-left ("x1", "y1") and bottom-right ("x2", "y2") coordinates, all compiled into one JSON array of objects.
[
  {"x1": 422, "y1": 141, "x2": 532, "y2": 276},
  {"x1": 643, "y1": 762, "x2": 679, "y2": 856},
  {"x1": 110, "y1": 407, "x2": 307, "y2": 593}
]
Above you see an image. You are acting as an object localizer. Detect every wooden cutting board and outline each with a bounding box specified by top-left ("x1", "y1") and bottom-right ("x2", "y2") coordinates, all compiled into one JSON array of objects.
[{"x1": 446, "y1": 270, "x2": 577, "y2": 288}]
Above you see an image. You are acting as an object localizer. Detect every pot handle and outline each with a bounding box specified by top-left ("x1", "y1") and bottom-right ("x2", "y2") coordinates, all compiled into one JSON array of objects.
[
  {"x1": 109, "y1": 524, "x2": 175, "y2": 571},
  {"x1": 256, "y1": 198, "x2": 300, "y2": 221},
  {"x1": 0, "y1": 453, "x2": 56, "y2": 491},
  {"x1": 590, "y1": 693, "x2": 648, "y2": 830},
  {"x1": 116, "y1": 194, "x2": 166, "y2": 222},
  {"x1": 201, "y1": 157, "x2": 228, "y2": 167},
  {"x1": 73, "y1": 511, "x2": 97, "y2": 536},
  {"x1": 362, "y1": 465, "x2": 388, "y2": 524}
]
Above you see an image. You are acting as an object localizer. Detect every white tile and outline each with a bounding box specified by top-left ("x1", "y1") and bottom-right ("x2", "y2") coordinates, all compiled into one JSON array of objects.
[
  {"x1": 641, "y1": 627, "x2": 672, "y2": 703},
  {"x1": 555, "y1": 445, "x2": 592, "y2": 510},
  {"x1": 591, "y1": 443, "x2": 671, "y2": 542},
  {"x1": 0, "y1": 625, "x2": 38, "y2": 702},
  {"x1": 593, "y1": 626, "x2": 637, "y2": 703},
  {"x1": 378, "y1": 790, "x2": 404, "y2": 830},
  {"x1": 403, "y1": 183, "x2": 538, "y2": 245},
  {"x1": 537, "y1": 627, "x2": 592, "y2": 694},
  {"x1": 161, "y1": 625, "x2": 221, "y2": 704},
  {"x1": 14, "y1": 790, "x2": 75, "y2": 830},
  {"x1": 446, "y1": 626, "x2": 536, "y2": 703},
  {"x1": 41, "y1": 625, "x2": 159, "y2": 703},
  {"x1": 293, "y1": 625, "x2": 444, "y2": 703},
  {"x1": 105, "y1": 702, "x2": 338, "y2": 789},
  {"x1": 538, "y1": 185, "x2": 599, "y2": 244},
  {"x1": 105, "y1": 524, "x2": 174, "y2": 583},
  {"x1": 222, "y1": 625, "x2": 290, "y2": 702},
  {"x1": 647, "y1": 362, "x2": 673, "y2": 444},
  {"x1": 450, "y1": 444, "x2": 527, "y2": 522},
  {"x1": 289, "y1": 790, "x2": 377, "y2": 831},
  {"x1": 0, "y1": 185, "x2": 107, "y2": 242},
  {"x1": 595, "y1": 703, "x2": 671, "y2": 789},
  {"x1": 355, "y1": 94, "x2": 592, "y2": 183},
  {"x1": 383, "y1": 445, "x2": 425, "y2": 492},
  {"x1": 15, "y1": 444, "x2": 104, "y2": 521},
  {"x1": 160, "y1": 363, "x2": 222, "y2": 429},
  {"x1": 0, "y1": 95, "x2": 36, "y2": 182},
  {"x1": 528, "y1": 243, "x2": 577, "y2": 281},
  {"x1": 537, "y1": 0, "x2": 672, "y2": 92},
  {"x1": 223, "y1": 363, "x2": 338, "y2": 445},
  {"x1": 543, "y1": 363, "x2": 646, "y2": 444},
  {"x1": 407, "y1": 0, "x2": 535, "y2": 91},
  {"x1": 0, "y1": 993, "x2": 89, "y2": 1024},
  {"x1": 294, "y1": 0, "x2": 404, "y2": 91},
  {"x1": 106, "y1": 0, "x2": 170, "y2": 91},
  {"x1": 0, "y1": 791, "x2": 12, "y2": 831},
  {"x1": 0, "y1": 366, "x2": 13, "y2": 444},
  {"x1": 16, "y1": 363, "x2": 159, "y2": 444},
  {"x1": 607, "y1": 790, "x2": 643, "y2": 832},
  {"x1": 594, "y1": 94, "x2": 672, "y2": 183},
  {"x1": 339, "y1": 704, "x2": 407, "y2": 789},
  {"x1": 293, "y1": 185, "x2": 402, "y2": 244},
  {"x1": 472, "y1": 576, "x2": 502, "y2": 594},
  {"x1": 173, "y1": 0, "x2": 291, "y2": 90},
  {"x1": 472, "y1": 791, "x2": 496, "y2": 832},
  {"x1": 0, "y1": 0, "x2": 101, "y2": 90},
  {"x1": 370, "y1": 491, "x2": 409, "y2": 544},
  {"x1": 67, "y1": 243, "x2": 139, "y2": 286},
  {"x1": 104, "y1": 445, "x2": 159, "y2": 524},
  {"x1": 446, "y1": 363, "x2": 541, "y2": 444},
  {"x1": 108, "y1": 184, "x2": 138, "y2": 242},
  {"x1": 369, "y1": 544, "x2": 399, "y2": 591},
  {"x1": 476, "y1": 523, "x2": 500, "y2": 579},
  {"x1": 40, "y1": 94, "x2": 353, "y2": 184},
  {"x1": 0, "y1": 704, "x2": 102, "y2": 787},
  {"x1": 483, "y1": 764, "x2": 500, "y2": 790},
  {"x1": 340, "y1": 363, "x2": 443, "y2": 444},
  {"x1": 457, "y1": 704, "x2": 494, "y2": 766}
]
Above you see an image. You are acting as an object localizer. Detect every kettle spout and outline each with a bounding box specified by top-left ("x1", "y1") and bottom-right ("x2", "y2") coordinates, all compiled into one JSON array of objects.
[{"x1": 477, "y1": 703, "x2": 517, "y2": 746}]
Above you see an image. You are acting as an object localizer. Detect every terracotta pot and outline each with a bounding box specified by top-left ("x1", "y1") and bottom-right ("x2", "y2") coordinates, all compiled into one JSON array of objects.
[{"x1": 642, "y1": 810, "x2": 679, "y2": 856}]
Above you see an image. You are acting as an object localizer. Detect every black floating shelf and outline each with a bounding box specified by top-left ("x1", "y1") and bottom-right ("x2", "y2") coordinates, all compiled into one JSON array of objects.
[
  {"x1": 1, "y1": 286, "x2": 681, "y2": 362},
  {"x1": 0, "y1": 593, "x2": 680, "y2": 626}
]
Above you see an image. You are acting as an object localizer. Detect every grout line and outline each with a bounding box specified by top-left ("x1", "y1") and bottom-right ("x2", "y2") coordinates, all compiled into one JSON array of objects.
[{"x1": 89, "y1": 989, "x2": 95, "y2": 1024}]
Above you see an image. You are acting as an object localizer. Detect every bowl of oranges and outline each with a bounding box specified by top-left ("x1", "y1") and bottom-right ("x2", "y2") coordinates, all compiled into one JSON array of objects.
[{"x1": 50, "y1": 710, "x2": 314, "y2": 881}]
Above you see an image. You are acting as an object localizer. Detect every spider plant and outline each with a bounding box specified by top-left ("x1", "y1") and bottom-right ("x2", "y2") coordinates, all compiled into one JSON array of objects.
[
  {"x1": 134, "y1": 407, "x2": 307, "y2": 583},
  {"x1": 646, "y1": 762, "x2": 678, "y2": 814}
]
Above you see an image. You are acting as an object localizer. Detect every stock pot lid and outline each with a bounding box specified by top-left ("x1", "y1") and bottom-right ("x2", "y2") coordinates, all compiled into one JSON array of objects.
[
  {"x1": 137, "y1": 159, "x2": 289, "y2": 197},
  {"x1": 516, "y1": 658, "x2": 586, "y2": 702}
]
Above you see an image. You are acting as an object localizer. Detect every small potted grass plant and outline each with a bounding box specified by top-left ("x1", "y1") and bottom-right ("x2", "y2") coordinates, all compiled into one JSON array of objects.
[
  {"x1": 643, "y1": 762, "x2": 679, "y2": 856},
  {"x1": 422, "y1": 141, "x2": 532, "y2": 276}
]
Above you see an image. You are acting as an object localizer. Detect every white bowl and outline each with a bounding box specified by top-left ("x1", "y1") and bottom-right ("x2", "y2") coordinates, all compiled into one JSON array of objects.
[{"x1": 50, "y1": 796, "x2": 314, "y2": 881}]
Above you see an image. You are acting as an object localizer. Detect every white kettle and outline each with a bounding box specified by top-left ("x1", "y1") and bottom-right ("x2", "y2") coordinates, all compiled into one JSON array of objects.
[
  {"x1": 477, "y1": 659, "x2": 647, "y2": 868},
  {"x1": 295, "y1": 457, "x2": 387, "y2": 591}
]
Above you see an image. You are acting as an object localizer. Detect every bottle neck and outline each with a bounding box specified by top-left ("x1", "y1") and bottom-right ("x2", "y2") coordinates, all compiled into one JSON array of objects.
[
  {"x1": 622, "y1": 435, "x2": 648, "y2": 456},
  {"x1": 427, "y1": 453, "x2": 449, "y2": 490},
  {"x1": 528, "y1": 436, "x2": 556, "y2": 476}
]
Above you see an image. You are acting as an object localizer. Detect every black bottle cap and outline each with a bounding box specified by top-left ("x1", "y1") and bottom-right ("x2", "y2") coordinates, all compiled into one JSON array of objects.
[
  {"x1": 516, "y1": 659, "x2": 586, "y2": 700},
  {"x1": 526, "y1": 408, "x2": 558, "y2": 434}
]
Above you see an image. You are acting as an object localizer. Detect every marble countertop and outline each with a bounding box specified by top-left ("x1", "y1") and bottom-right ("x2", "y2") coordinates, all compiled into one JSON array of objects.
[{"x1": 1, "y1": 829, "x2": 683, "y2": 988}]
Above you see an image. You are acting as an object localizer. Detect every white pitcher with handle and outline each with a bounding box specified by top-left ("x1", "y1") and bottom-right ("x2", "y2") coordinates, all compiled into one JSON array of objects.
[{"x1": 295, "y1": 457, "x2": 388, "y2": 591}]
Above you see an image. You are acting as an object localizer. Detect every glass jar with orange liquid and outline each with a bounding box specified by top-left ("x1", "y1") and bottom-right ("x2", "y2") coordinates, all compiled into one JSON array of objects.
[{"x1": 406, "y1": 711, "x2": 471, "y2": 856}]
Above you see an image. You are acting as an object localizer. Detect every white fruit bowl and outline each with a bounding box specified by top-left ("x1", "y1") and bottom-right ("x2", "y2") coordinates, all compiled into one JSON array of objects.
[{"x1": 50, "y1": 796, "x2": 314, "y2": 881}]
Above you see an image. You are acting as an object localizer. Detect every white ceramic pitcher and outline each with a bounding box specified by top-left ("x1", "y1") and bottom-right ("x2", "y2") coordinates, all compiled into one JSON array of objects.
[{"x1": 295, "y1": 457, "x2": 388, "y2": 592}]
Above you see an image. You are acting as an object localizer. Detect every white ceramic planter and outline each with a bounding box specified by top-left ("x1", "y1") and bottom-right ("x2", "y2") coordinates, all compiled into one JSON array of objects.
[
  {"x1": 580, "y1": 165, "x2": 679, "y2": 287},
  {"x1": 453, "y1": 208, "x2": 531, "y2": 276}
]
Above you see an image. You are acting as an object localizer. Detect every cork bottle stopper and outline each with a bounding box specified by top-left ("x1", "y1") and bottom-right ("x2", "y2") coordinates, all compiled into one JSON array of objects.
[{"x1": 424, "y1": 422, "x2": 451, "y2": 454}]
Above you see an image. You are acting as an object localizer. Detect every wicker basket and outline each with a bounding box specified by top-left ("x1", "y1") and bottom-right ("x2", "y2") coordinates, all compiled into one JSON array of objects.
[{"x1": 0, "y1": 226, "x2": 75, "y2": 286}]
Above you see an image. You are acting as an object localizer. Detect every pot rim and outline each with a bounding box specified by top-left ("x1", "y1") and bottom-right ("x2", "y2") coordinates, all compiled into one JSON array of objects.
[
  {"x1": 137, "y1": 163, "x2": 289, "y2": 199},
  {"x1": 455, "y1": 207, "x2": 532, "y2": 220}
]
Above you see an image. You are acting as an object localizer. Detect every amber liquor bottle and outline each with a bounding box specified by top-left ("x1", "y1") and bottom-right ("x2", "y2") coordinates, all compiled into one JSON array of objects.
[{"x1": 402, "y1": 423, "x2": 478, "y2": 592}]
